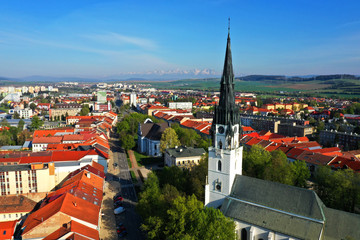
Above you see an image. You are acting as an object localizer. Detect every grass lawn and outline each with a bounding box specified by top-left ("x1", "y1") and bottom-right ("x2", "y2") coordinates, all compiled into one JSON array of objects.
[
  {"x1": 133, "y1": 150, "x2": 163, "y2": 167},
  {"x1": 130, "y1": 170, "x2": 138, "y2": 184},
  {"x1": 127, "y1": 155, "x2": 132, "y2": 168}
]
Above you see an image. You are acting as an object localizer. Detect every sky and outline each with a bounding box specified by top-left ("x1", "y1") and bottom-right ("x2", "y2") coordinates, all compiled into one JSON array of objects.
[{"x1": 0, "y1": 0, "x2": 360, "y2": 78}]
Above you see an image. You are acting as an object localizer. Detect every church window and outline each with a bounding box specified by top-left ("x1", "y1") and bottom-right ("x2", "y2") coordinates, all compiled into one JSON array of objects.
[
  {"x1": 218, "y1": 160, "x2": 222, "y2": 171},
  {"x1": 219, "y1": 141, "x2": 223, "y2": 149},
  {"x1": 241, "y1": 228, "x2": 247, "y2": 240}
]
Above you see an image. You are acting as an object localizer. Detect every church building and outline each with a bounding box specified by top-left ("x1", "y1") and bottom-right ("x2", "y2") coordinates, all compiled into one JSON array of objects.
[{"x1": 205, "y1": 27, "x2": 360, "y2": 240}]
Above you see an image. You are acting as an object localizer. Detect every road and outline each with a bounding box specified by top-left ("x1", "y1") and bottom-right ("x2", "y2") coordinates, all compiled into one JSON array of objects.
[{"x1": 110, "y1": 139, "x2": 144, "y2": 240}]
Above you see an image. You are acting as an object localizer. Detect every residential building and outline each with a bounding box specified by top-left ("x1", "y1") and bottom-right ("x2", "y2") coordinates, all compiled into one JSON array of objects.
[
  {"x1": 168, "y1": 101, "x2": 193, "y2": 110},
  {"x1": 49, "y1": 104, "x2": 82, "y2": 119},
  {"x1": 0, "y1": 150, "x2": 108, "y2": 196},
  {"x1": 130, "y1": 92, "x2": 137, "y2": 107},
  {"x1": 278, "y1": 122, "x2": 313, "y2": 137},
  {"x1": 138, "y1": 119, "x2": 169, "y2": 157},
  {"x1": 0, "y1": 195, "x2": 37, "y2": 222},
  {"x1": 320, "y1": 130, "x2": 360, "y2": 150},
  {"x1": 164, "y1": 146, "x2": 206, "y2": 168}
]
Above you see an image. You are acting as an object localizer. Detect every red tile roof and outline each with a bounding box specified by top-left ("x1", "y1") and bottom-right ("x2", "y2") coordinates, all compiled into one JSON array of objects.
[
  {"x1": 22, "y1": 193, "x2": 100, "y2": 236},
  {"x1": 43, "y1": 220, "x2": 99, "y2": 240},
  {"x1": 32, "y1": 136, "x2": 63, "y2": 144},
  {"x1": 0, "y1": 221, "x2": 16, "y2": 240}
]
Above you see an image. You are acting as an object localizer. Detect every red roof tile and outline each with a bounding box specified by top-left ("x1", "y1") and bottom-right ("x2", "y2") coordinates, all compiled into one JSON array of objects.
[{"x1": 0, "y1": 221, "x2": 17, "y2": 240}]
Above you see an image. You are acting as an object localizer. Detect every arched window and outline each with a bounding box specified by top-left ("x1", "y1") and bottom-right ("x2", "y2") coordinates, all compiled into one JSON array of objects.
[
  {"x1": 219, "y1": 141, "x2": 223, "y2": 149},
  {"x1": 218, "y1": 160, "x2": 222, "y2": 171},
  {"x1": 241, "y1": 228, "x2": 247, "y2": 240}
]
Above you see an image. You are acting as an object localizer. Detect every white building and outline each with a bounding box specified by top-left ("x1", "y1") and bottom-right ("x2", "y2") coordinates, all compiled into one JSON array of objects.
[
  {"x1": 168, "y1": 102, "x2": 193, "y2": 110},
  {"x1": 137, "y1": 119, "x2": 168, "y2": 157},
  {"x1": 130, "y1": 92, "x2": 137, "y2": 107}
]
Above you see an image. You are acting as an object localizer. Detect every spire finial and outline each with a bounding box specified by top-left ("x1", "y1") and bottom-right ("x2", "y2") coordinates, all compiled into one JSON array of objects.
[{"x1": 228, "y1": 18, "x2": 230, "y2": 35}]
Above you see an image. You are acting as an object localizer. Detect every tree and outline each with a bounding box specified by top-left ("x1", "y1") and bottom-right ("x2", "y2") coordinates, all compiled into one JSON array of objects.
[
  {"x1": 291, "y1": 160, "x2": 310, "y2": 188},
  {"x1": 13, "y1": 111, "x2": 20, "y2": 119},
  {"x1": 243, "y1": 145, "x2": 271, "y2": 179},
  {"x1": 30, "y1": 116, "x2": 43, "y2": 131},
  {"x1": 315, "y1": 166, "x2": 360, "y2": 213},
  {"x1": 17, "y1": 130, "x2": 31, "y2": 145},
  {"x1": 18, "y1": 119, "x2": 25, "y2": 130},
  {"x1": 264, "y1": 150, "x2": 294, "y2": 185},
  {"x1": 79, "y1": 104, "x2": 90, "y2": 116},
  {"x1": 137, "y1": 173, "x2": 235, "y2": 240},
  {"x1": 1, "y1": 119, "x2": 9, "y2": 128},
  {"x1": 121, "y1": 134, "x2": 135, "y2": 150},
  {"x1": 160, "y1": 128, "x2": 180, "y2": 153},
  {"x1": 29, "y1": 102, "x2": 37, "y2": 111},
  {"x1": 0, "y1": 134, "x2": 10, "y2": 146}
]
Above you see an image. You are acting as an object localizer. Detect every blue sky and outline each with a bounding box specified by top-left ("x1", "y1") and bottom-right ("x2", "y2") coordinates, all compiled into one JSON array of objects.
[{"x1": 0, "y1": 0, "x2": 360, "y2": 78}]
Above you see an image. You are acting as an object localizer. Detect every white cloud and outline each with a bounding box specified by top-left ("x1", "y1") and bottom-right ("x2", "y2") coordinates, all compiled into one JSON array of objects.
[{"x1": 82, "y1": 32, "x2": 158, "y2": 50}]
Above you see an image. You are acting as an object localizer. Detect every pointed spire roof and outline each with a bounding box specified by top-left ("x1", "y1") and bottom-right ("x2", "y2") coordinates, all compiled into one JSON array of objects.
[{"x1": 210, "y1": 23, "x2": 239, "y2": 140}]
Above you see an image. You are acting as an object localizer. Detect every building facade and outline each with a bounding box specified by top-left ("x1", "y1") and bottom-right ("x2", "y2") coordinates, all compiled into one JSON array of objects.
[{"x1": 164, "y1": 146, "x2": 206, "y2": 168}]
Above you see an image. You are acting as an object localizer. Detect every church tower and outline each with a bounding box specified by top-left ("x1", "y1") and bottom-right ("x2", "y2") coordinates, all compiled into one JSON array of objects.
[{"x1": 205, "y1": 25, "x2": 243, "y2": 208}]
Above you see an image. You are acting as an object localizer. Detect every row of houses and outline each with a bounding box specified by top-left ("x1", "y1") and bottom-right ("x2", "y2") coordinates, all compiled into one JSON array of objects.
[
  {"x1": 240, "y1": 133, "x2": 360, "y2": 172},
  {"x1": 0, "y1": 162, "x2": 105, "y2": 239}
]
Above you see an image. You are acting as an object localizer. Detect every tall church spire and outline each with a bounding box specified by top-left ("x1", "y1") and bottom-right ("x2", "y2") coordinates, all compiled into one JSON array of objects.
[
  {"x1": 205, "y1": 23, "x2": 243, "y2": 208},
  {"x1": 211, "y1": 24, "x2": 239, "y2": 140}
]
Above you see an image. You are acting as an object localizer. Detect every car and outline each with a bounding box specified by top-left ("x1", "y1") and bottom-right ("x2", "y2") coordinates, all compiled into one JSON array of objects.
[
  {"x1": 118, "y1": 230, "x2": 128, "y2": 238},
  {"x1": 116, "y1": 223, "x2": 124, "y2": 229},
  {"x1": 113, "y1": 163, "x2": 118, "y2": 167},
  {"x1": 114, "y1": 202, "x2": 123, "y2": 208},
  {"x1": 113, "y1": 193, "x2": 122, "y2": 200},
  {"x1": 117, "y1": 226, "x2": 126, "y2": 233},
  {"x1": 114, "y1": 206, "x2": 125, "y2": 214},
  {"x1": 114, "y1": 196, "x2": 123, "y2": 202}
]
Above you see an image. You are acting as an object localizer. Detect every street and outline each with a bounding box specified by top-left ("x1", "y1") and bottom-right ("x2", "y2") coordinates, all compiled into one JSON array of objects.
[{"x1": 109, "y1": 139, "x2": 144, "y2": 240}]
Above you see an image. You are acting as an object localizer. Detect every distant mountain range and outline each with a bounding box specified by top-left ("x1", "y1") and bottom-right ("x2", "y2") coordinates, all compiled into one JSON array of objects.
[{"x1": 0, "y1": 71, "x2": 359, "y2": 83}]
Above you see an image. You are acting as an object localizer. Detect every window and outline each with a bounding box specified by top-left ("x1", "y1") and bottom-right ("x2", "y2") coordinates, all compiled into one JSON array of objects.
[
  {"x1": 218, "y1": 160, "x2": 222, "y2": 171},
  {"x1": 241, "y1": 229, "x2": 247, "y2": 240},
  {"x1": 219, "y1": 141, "x2": 223, "y2": 149}
]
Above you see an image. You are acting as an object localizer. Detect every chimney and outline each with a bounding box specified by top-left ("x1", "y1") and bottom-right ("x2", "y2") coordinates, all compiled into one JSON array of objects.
[
  {"x1": 73, "y1": 201, "x2": 77, "y2": 207},
  {"x1": 86, "y1": 172, "x2": 91, "y2": 178}
]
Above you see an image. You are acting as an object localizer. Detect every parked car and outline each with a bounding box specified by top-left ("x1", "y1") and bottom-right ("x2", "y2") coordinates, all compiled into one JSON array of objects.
[
  {"x1": 118, "y1": 231, "x2": 128, "y2": 238},
  {"x1": 114, "y1": 196, "x2": 123, "y2": 202},
  {"x1": 113, "y1": 163, "x2": 118, "y2": 167},
  {"x1": 116, "y1": 223, "x2": 124, "y2": 230},
  {"x1": 113, "y1": 193, "x2": 122, "y2": 200},
  {"x1": 114, "y1": 206, "x2": 125, "y2": 214},
  {"x1": 117, "y1": 226, "x2": 126, "y2": 234},
  {"x1": 114, "y1": 202, "x2": 123, "y2": 208}
]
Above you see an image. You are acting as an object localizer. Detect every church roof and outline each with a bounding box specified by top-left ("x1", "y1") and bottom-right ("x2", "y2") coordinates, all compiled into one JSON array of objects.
[
  {"x1": 221, "y1": 175, "x2": 325, "y2": 240},
  {"x1": 221, "y1": 175, "x2": 360, "y2": 240}
]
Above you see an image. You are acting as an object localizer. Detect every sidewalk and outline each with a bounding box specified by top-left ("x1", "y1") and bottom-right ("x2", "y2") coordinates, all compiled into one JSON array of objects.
[
  {"x1": 99, "y1": 148, "x2": 120, "y2": 240},
  {"x1": 127, "y1": 150, "x2": 143, "y2": 185}
]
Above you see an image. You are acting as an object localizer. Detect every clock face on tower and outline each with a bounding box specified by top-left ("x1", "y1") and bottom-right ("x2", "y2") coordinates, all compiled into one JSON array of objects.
[{"x1": 218, "y1": 126, "x2": 224, "y2": 134}]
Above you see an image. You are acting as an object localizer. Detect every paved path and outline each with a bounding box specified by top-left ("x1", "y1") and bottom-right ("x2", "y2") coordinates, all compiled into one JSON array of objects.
[{"x1": 127, "y1": 150, "x2": 144, "y2": 186}]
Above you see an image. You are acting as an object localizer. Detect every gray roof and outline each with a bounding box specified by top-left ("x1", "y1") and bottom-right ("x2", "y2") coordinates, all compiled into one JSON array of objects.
[
  {"x1": 139, "y1": 122, "x2": 168, "y2": 141},
  {"x1": 322, "y1": 207, "x2": 360, "y2": 240},
  {"x1": 221, "y1": 175, "x2": 325, "y2": 240},
  {"x1": 166, "y1": 146, "x2": 205, "y2": 158},
  {"x1": 221, "y1": 175, "x2": 360, "y2": 240},
  {"x1": 0, "y1": 164, "x2": 31, "y2": 172},
  {"x1": 0, "y1": 146, "x2": 23, "y2": 150}
]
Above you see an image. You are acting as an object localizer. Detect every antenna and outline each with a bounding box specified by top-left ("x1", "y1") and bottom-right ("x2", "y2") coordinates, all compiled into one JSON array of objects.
[{"x1": 228, "y1": 18, "x2": 230, "y2": 34}]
